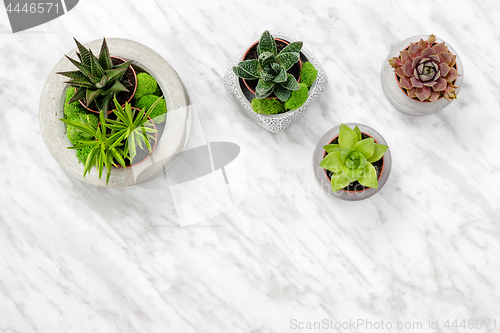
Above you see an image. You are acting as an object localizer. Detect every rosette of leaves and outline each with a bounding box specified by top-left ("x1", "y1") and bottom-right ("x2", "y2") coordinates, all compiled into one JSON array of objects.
[
  {"x1": 106, "y1": 96, "x2": 160, "y2": 162},
  {"x1": 389, "y1": 34, "x2": 460, "y2": 102},
  {"x1": 57, "y1": 38, "x2": 132, "y2": 114},
  {"x1": 60, "y1": 111, "x2": 126, "y2": 185},
  {"x1": 320, "y1": 124, "x2": 388, "y2": 192},
  {"x1": 232, "y1": 31, "x2": 303, "y2": 102}
]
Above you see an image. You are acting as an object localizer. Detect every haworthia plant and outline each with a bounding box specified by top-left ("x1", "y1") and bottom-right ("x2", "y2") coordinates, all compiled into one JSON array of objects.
[
  {"x1": 232, "y1": 30, "x2": 302, "y2": 102},
  {"x1": 319, "y1": 124, "x2": 388, "y2": 192},
  {"x1": 57, "y1": 38, "x2": 133, "y2": 114}
]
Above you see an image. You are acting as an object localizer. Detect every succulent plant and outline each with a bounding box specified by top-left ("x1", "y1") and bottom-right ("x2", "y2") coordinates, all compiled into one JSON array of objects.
[
  {"x1": 232, "y1": 30, "x2": 302, "y2": 102},
  {"x1": 320, "y1": 124, "x2": 388, "y2": 192},
  {"x1": 389, "y1": 34, "x2": 460, "y2": 102},
  {"x1": 57, "y1": 38, "x2": 133, "y2": 114}
]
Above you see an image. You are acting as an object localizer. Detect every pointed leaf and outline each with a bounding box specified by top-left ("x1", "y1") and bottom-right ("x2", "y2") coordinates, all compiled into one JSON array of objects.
[
  {"x1": 257, "y1": 31, "x2": 277, "y2": 56},
  {"x1": 74, "y1": 38, "x2": 91, "y2": 66},
  {"x1": 102, "y1": 80, "x2": 128, "y2": 96},
  {"x1": 319, "y1": 151, "x2": 344, "y2": 173},
  {"x1": 259, "y1": 52, "x2": 277, "y2": 68},
  {"x1": 255, "y1": 79, "x2": 274, "y2": 98},
  {"x1": 57, "y1": 70, "x2": 85, "y2": 80},
  {"x1": 280, "y1": 73, "x2": 300, "y2": 91},
  {"x1": 89, "y1": 50, "x2": 104, "y2": 78},
  {"x1": 353, "y1": 138, "x2": 375, "y2": 159},
  {"x1": 323, "y1": 144, "x2": 341, "y2": 153},
  {"x1": 358, "y1": 163, "x2": 378, "y2": 189},
  {"x1": 338, "y1": 124, "x2": 359, "y2": 149},
  {"x1": 273, "y1": 67, "x2": 287, "y2": 83},
  {"x1": 367, "y1": 144, "x2": 388, "y2": 163},
  {"x1": 273, "y1": 84, "x2": 291, "y2": 102},
  {"x1": 279, "y1": 41, "x2": 303, "y2": 55},
  {"x1": 68, "y1": 87, "x2": 86, "y2": 104},
  {"x1": 235, "y1": 59, "x2": 260, "y2": 79},
  {"x1": 86, "y1": 88, "x2": 104, "y2": 106},
  {"x1": 330, "y1": 173, "x2": 351, "y2": 192},
  {"x1": 276, "y1": 52, "x2": 300, "y2": 70},
  {"x1": 354, "y1": 126, "x2": 362, "y2": 142},
  {"x1": 98, "y1": 38, "x2": 113, "y2": 70},
  {"x1": 65, "y1": 55, "x2": 92, "y2": 78}
]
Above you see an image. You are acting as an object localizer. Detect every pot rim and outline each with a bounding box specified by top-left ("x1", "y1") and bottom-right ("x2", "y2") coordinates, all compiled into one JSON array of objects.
[
  {"x1": 78, "y1": 55, "x2": 138, "y2": 113},
  {"x1": 322, "y1": 132, "x2": 385, "y2": 194}
]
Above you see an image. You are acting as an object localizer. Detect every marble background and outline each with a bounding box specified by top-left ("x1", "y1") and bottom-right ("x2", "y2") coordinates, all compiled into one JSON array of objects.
[{"x1": 1, "y1": 0, "x2": 500, "y2": 332}]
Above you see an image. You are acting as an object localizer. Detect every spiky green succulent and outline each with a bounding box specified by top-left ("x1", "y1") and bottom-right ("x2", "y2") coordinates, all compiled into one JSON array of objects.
[
  {"x1": 320, "y1": 124, "x2": 388, "y2": 192},
  {"x1": 57, "y1": 38, "x2": 133, "y2": 114},
  {"x1": 232, "y1": 30, "x2": 303, "y2": 102}
]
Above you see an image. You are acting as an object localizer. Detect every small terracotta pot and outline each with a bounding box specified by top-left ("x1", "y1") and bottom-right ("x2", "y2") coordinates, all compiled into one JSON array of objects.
[
  {"x1": 322, "y1": 133, "x2": 385, "y2": 194},
  {"x1": 394, "y1": 43, "x2": 459, "y2": 103},
  {"x1": 97, "y1": 108, "x2": 157, "y2": 168},
  {"x1": 79, "y1": 56, "x2": 137, "y2": 113},
  {"x1": 241, "y1": 38, "x2": 302, "y2": 96}
]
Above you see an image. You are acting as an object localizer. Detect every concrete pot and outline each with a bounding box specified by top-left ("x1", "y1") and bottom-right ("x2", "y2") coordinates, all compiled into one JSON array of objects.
[
  {"x1": 223, "y1": 31, "x2": 328, "y2": 133},
  {"x1": 313, "y1": 123, "x2": 392, "y2": 201},
  {"x1": 39, "y1": 38, "x2": 191, "y2": 187}
]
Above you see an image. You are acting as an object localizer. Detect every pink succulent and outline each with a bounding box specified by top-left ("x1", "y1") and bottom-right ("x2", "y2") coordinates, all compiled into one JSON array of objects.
[{"x1": 389, "y1": 35, "x2": 460, "y2": 102}]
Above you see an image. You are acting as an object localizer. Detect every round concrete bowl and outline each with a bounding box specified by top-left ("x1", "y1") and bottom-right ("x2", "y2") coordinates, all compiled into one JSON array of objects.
[{"x1": 39, "y1": 38, "x2": 191, "y2": 187}]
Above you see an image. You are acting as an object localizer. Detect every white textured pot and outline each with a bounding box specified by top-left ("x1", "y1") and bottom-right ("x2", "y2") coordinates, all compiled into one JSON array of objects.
[
  {"x1": 39, "y1": 38, "x2": 191, "y2": 187},
  {"x1": 313, "y1": 123, "x2": 392, "y2": 201},
  {"x1": 224, "y1": 31, "x2": 328, "y2": 133},
  {"x1": 381, "y1": 35, "x2": 464, "y2": 116}
]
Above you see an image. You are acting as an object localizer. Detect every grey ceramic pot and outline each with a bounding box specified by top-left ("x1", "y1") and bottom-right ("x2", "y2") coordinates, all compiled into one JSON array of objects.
[
  {"x1": 313, "y1": 123, "x2": 392, "y2": 201},
  {"x1": 39, "y1": 38, "x2": 191, "y2": 187}
]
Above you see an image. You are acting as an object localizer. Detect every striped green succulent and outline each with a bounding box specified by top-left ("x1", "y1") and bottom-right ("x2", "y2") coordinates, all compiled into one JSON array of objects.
[
  {"x1": 57, "y1": 38, "x2": 132, "y2": 114},
  {"x1": 232, "y1": 31, "x2": 302, "y2": 102}
]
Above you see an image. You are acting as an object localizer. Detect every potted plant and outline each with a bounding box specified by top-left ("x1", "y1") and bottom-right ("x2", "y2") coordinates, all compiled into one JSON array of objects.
[
  {"x1": 39, "y1": 38, "x2": 191, "y2": 187},
  {"x1": 313, "y1": 123, "x2": 392, "y2": 201},
  {"x1": 224, "y1": 30, "x2": 328, "y2": 133},
  {"x1": 381, "y1": 34, "x2": 463, "y2": 115},
  {"x1": 57, "y1": 38, "x2": 137, "y2": 115}
]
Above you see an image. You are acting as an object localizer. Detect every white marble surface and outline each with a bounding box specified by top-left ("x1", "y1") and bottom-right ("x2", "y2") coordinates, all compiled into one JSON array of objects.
[{"x1": 1, "y1": 0, "x2": 500, "y2": 332}]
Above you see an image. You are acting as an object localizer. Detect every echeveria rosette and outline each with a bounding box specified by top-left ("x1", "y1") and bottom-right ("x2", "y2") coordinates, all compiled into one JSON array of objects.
[
  {"x1": 319, "y1": 124, "x2": 388, "y2": 192},
  {"x1": 389, "y1": 35, "x2": 460, "y2": 102},
  {"x1": 232, "y1": 31, "x2": 302, "y2": 102}
]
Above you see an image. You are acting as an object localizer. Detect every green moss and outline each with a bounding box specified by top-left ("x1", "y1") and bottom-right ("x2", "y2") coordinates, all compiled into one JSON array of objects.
[
  {"x1": 76, "y1": 147, "x2": 92, "y2": 164},
  {"x1": 251, "y1": 98, "x2": 285, "y2": 115},
  {"x1": 136, "y1": 95, "x2": 167, "y2": 124},
  {"x1": 134, "y1": 72, "x2": 158, "y2": 101},
  {"x1": 64, "y1": 88, "x2": 89, "y2": 118},
  {"x1": 154, "y1": 85, "x2": 162, "y2": 96},
  {"x1": 300, "y1": 62, "x2": 318, "y2": 89},
  {"x1": 284, "y1": 83, "x2": 309, "y2": 111},
  {"x1": 66, "y1": 114, "x2": 98, "y2": 145}
]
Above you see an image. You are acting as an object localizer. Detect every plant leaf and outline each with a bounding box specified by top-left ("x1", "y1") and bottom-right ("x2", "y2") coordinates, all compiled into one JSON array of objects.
[
  {"x1": 98, "y1": 38, "x2": 113, "y2": 70},
  {"x1": 338, "y1": 124, "x2": 359, "y2": 149},
  {"x1": 234, "y1": 59, "x2": 260, "y2": 79},
  {"x1": 233, "y1": 65, "x2": 259, "y2": 80},
  {"x1": 353, "y1": 138, "x2": 375, "y2": 159},
  {"x1": 323, "y1": 144, "x2": 341, "y2": 153},
  {"x1": 102, "y1": 80, "x2": 128, "y2": 96},
  {"x1": 354, "y1": 126, "x2": 362, "y2": 142},
  {"x1": 279, "y1": 73, "x2": 300, "y2": 91},
  {"x1": 68, "y1": 87, "x2": 86, "y2": 104},
  {"x1": 89, "y1": 50, "x2": 104, "y2": 78},
  {"x1": 331, "y1": 173, "x2": 351, "y2": 192},
  {"x1": 259, "y1": 52, "x2": 277, "y2": 68},
  {"x1": 74, "y1": 38, "x2": 91, "y2": 66},
  {"x1": 64, "y1": 55, "x2": 92, "y2": 78},
  {"x1": 273, "y1": 67, "x2": 287, "y2": 83},
  {"x1": 257, "y1": 30, "x2": 277, "y2": 56},
  {"x1": 273, "y1": 84, "x2": 291, "y2": 102},
  {"x1": 367, "y1": 144, "x2": 388, "y2": 163},
  {"x1": 319, "y1": 151, "x2": 344, "y2": 173},
  {"x1": 255, "y1": 79, "x2": 274, "y2": 99},
  {"x1": 358, "y1": 163, "x2": 378, "y2": 189},
  {"x1": 279, "y1": 41, "x2": 303, "y2": 55},
  {"x1": 57, "y1": 70, "x2": 85, "y2": 80},
  {"x1": 277, "y1": 52, "x2": 300, "y2": 70}
]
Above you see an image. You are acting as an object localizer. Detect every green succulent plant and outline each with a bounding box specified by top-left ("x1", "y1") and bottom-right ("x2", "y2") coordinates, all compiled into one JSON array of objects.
[
  {"x1": 232, "y1": 30, "x2": 302, "y2": 102},
  {"x1": 60, "y1": 111, "x2": 126, "y2": 185},
  {"x1": 57, "y1": 38, "x2": 133, "y2": 114},
  {"x1": 320, "y1": 124, "x2": 388, "y2": 192},
  {"x1": 106, "y1": 96, "x2": 159, "y2": 162}
]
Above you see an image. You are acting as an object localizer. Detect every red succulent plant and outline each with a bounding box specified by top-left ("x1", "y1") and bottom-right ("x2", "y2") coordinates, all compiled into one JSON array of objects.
[{"x1": 389, "y1": 35, "x2": 460, "y2": 102}]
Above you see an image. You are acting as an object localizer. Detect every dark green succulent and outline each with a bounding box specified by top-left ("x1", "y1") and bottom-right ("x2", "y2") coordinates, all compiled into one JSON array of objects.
[
  {"x1": 232, "y1": 30, "x2": 303, "y2": 102},
  {"x1": 57, "y1": 38, "x2": 133, "y2": 114},
  {"x1": 320, "y1": 124, "x2": 388, "y2": 192}
]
